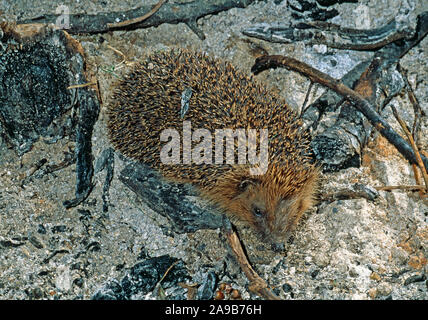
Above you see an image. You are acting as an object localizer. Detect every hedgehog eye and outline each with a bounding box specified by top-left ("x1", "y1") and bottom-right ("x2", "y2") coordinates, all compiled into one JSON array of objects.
[{"x1": 252, "y1": 206, "x2": 264, "y2": 217}]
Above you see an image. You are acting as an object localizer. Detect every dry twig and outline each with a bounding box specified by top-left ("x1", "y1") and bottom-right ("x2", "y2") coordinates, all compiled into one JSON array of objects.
[
  {"x1": 107, "y1": 0, "x2": 167, "y2": 29},
  {"x1": 178, "y1": 282, "x2": 198, "y2": 300},
  {"x1": 375, "y1": 185, "x2": 426, "y2": 192},
  {"x1": 397, "y1": 64, "x2": 425, "y2": 143},
  {"x1": 159, "y1": 260, "x2": 180, "y2": 284},
  {"x1": 222, "y1": 217, "x2": 280, "y2": 300},
  {"x1": 391, "y1": 106, "x2": 428, "y2": 193},
  {"x1": 300, "y1": 81, "x2": 314, "y2": 117},
  {"x1": 67, "y1": 82, "x2": 97, "y2": 90}
]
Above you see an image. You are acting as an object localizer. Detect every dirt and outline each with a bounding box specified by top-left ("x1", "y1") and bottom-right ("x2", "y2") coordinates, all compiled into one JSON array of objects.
[{"x1": 0, "y1": 0, "x2": 427, "y2": 300}]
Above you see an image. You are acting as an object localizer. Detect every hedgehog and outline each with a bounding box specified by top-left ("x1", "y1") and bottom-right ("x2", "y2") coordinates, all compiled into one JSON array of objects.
[{"x1": 107, "y1": 49, "x2": 319, "y2": 247}]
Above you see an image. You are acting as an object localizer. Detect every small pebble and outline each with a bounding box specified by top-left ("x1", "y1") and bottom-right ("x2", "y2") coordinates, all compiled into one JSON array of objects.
[
  {"x1": 27, "y1": 287, "x2": 44, "y2": 300},
  {"x1": 218, "y1": 283, "x2": 226, "y2": 291},
  {"x1": 73, "y1": 277, "x2": 84, "y2": 288},
  {"x1": 368, "y1": 288, "x2": 377, "y2": 299},
  {"x1": 376, "y1": 282, "x2": 392, "y2": 296},
  {"x1": 214, "y1": 290, "x2": 224, "y2": 300},
  {"x1": 231, "y1": 289, "x2": 241, "y2": 299},
  {"x1": 282, "y1": 283, "x2": 293, "y2": 293},
  {"x1": 370, "y1": 272, "x2": 381, "y2": 282}
]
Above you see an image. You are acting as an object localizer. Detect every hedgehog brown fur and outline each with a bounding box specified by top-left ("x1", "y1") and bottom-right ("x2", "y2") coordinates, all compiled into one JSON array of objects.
[{"x1": 107, "y1": 49, "x2": 319, "y2": 245}]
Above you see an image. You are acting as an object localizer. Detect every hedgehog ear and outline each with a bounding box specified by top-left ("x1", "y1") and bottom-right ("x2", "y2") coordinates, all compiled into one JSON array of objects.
[{"x1": 238, "y1": 178, "x2": 260, "y2": 192}]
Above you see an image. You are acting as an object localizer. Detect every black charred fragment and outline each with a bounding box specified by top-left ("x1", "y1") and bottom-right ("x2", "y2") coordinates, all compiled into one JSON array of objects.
[
  {"x1": 243, "y1": 13, "x2": 417, "y2": 50},
  {"x1": 302, "y1": 61, "x2": 371, "y2": 172},
  {"x1": 94, "y1": 148, "x2": 115, "y2": 213},
  {"x1": 287, "y1": 0, "x2": 339, "y2": 21},
  {"x1": 63, "y1": 91, "x2": 100, "y2": 208},
  {"x1": 0, "y1": 26, "x2": 73, "y2": 155},
  {"x1": 92, "y1": 255, "x2": 190, "y2": 300},
  {"x1": 119, "y1": 161, "x2": 223, "y2": 234},
  {"x1": 0, "y1": 23, "x2": 100, "y2": 209},
  {"x1": 19, "y1": 0, "x2": 259, "y2": 38}
]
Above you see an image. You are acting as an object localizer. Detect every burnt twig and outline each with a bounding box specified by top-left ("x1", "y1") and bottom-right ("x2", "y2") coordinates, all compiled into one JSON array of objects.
[
  {"x1": 63, "y1": 86, "x2": 100, "y2": 209},
  {"x1": 19, "y1": 0, "x2": 258, "y2": 39},
  {"x1": 20, "y1": 158, "x2": 47, "y2": 187},
  {"x1": 107, "y1": 0, "x2": 166, "y2": 29},
  {"x1": 300, "y1": 81, "x2": 314, "y2": 117},
  {"x1": 243, "y1": 18, "x2": 413, "y2": 50},
  {"x1": 94, "y1": 148, "x2": 115, "y2": 213},
  {"x1": 397, "y1": 64, "x2": 425, "y2": 143},
  {"x1": 391, "y1": 106, "x2": 428, "y2": 192},
  {"x1": 320, "y1": 183, "x2": 379, "y2": 203},
  {"x1": 222, "y1": 217, "x2": 281, "y2": 300},
  {"x1": 41, "y1": 148, "x2": 76, "y2": 175}
]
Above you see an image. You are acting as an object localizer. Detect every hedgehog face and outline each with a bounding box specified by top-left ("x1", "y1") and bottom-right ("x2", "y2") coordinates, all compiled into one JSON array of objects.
[{"x1": 230, "y1": 171, "x2": 317, "y2": 251}]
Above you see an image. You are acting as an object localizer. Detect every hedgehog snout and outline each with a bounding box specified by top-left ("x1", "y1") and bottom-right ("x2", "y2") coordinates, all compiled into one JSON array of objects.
[
  {"x1": 250, "y1": 208, "x2": 288, "y2": 251},
  {"x1": 264, "y1": 196, "x2": 303, "y2": 248}
]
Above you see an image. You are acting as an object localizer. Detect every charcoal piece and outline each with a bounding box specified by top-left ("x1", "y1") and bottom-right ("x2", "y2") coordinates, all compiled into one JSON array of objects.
[
  {"x1": 119, "y1": 161, "x2": 223, "y2": 234},
  {"x1": 94, "y1": 148, "x2": 115, "y2": 213},
  {"x1": 302, "y1": 61, "x2": 370, "y2": 172},
  {"x1": 288, "y1": 0, "x2": 339, "y2": 21},
  {"x1": 311, "y1": 96, "x2": 369, "y2": 171},
  {"x1": 0, "y1": 23, "x2": 100, "y2": 208},
  {"x1": 196, "y1": 271, "x2": 217, "y2": 300},
  {"x1": 92, "y1": 255, "x2": 190, "y2": 300},
  {"x1": 0, "y1": 24, "x2": 73, "y2": 155},
  {"x1": 91, "y1": 280, "x2": 126, "y2": 300},
  {"x1": 64, "y1": 91, "x2": 100, "y2": 208}
]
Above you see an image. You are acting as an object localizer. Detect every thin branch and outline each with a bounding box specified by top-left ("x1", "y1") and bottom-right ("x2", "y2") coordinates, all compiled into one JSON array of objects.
[
  {"x1": 300, "y1": 80, "x2": 314, "y2": 117},
  {"x1": 251, "y1": 54, "x2": 428, "y2": 172},
  {"x1": 107, "y1": 0, "x2": 166, "y2": 29},
  {"x1": 375, "y1": 185, "x2": 426, "y2": 192},
  {"x1": 67, "y1": 82, "x2": 97, "y2": 90},
  {"x1": 159, "y1": 260, "x2": 180, "y2": 284},
  {"x1": 397, "y1": 63, "x2": 425, "y2": 142},
  {"x1": 222, "y1": 217, "x2": 281, "y2": 300},
  {"x1": 391, "y1": 106, "x2": 428, "y2": 192},
  {"x1": 411, "y1": 164, "x2": 424, "y2": 196},
  {"x1": 320, "y1": 189, "x2": 378, "y2": 203}
]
